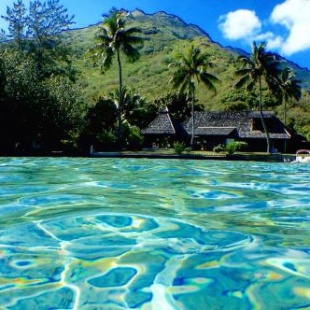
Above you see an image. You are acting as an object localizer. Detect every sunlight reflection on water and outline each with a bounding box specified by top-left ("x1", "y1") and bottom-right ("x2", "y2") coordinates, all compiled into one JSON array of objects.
[{"x1": 0, "y1": 157, "x2": 309, "y2": 309}]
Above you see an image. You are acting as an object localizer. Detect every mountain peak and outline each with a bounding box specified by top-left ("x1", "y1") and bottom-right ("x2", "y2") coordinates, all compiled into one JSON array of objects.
[
  {"x1": 67, "y1": 8, "x2": 310, "y2": 94},
  {"x1": 131, "y1": 9, "x2": 147, "y2": 17}
]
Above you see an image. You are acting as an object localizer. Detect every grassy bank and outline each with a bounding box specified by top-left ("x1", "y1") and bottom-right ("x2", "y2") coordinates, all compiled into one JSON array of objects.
[{"x1": 91, "y1": 148, "x2": 295, "y2": 162}]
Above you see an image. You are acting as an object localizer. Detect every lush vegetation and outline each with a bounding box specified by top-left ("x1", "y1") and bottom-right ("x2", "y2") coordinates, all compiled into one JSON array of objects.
[
  {"x1": 0, "y1": 2, "x2": 309, "y2": 155},
  {"x1": 0, "y1": 0, "x2": 86, "y2": 154},
  {"x1": 235, "y1": 42, "x2": 301, "y2": 153},
  {"x1": 169, "y1": 45, "x2": 218, "y2": 146}
]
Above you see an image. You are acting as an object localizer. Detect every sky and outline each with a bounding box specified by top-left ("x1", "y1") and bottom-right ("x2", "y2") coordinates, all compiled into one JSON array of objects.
[{"x1": 0, "y1": 0, "x2": 310, "y2": 70}]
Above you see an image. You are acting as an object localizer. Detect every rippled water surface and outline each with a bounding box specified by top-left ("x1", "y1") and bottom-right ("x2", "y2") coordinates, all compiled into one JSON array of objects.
[{"x1": 0, "y1": 157, "x2": 310, "y2": 309}]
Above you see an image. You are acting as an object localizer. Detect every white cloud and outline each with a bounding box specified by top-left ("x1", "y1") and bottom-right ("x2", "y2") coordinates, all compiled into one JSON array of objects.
[
  {"x1": 219, "y1": 9, "x2": 262, "y2": 41},
  {"x1": 249, "y1": 31, "x2": 284, "y2": 50},
  {"x1": 270, "y1": 0, "x2": 310, "y2": 55},
  {"x1": 218, "y1": 1, "x2": 310, "y2": 57},
  {"x1": 266, "y1": 35, "x2": 285, "y2": 50}
]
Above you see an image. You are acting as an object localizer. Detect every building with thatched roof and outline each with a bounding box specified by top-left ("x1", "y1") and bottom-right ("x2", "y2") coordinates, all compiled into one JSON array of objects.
[
  {"x1": 141, "y1": 108, "x2": 186, "y2": 148},
  {"x1": 183, "y1": 111, "x2": 290, "y2": 151},
  {"x1": 142, "y1": 110, "x2": 291, "y2": 152}
]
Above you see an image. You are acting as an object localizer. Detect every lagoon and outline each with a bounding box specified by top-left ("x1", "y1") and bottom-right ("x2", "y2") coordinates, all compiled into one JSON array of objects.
[{"x1": 0, "y1": 157, "x2": 310, "y2": 309}]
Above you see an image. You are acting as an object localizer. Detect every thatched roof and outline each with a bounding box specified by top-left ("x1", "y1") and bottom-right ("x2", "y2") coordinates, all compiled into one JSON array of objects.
[
  {"x1": 195, "y1": 127, "x2": 237, "y2": 136},
  {"x1": 142, "y1": 110, "x2": 290, "y2": 140},
  {"x1": 183, "y1": 111, "x2": 291, "y2": 139},
  {"x1": 141, "y1": 110, "x2": 181, "y2": 135}
]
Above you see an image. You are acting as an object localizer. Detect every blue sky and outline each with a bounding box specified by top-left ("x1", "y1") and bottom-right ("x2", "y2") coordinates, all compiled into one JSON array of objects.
[{"x1": 1, "y1": 0, "x2": 310, "y2": 69}]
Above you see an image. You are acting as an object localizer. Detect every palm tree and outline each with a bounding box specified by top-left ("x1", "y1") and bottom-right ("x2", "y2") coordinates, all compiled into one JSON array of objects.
[
  {"x1": 235, "y1": 41, "x2": 280, "y2": 153},
  {"x1": 90, "y1": 10, "x2": 143, "y2": 148},
  {"x1": 107, "y1": 86, "x2": 142, "y2": 126},
  {"x1": 169, "y1": 45, "x2": 218, "y2": 147},
  {"x1": 276, "y1": 68, "x2": 301, "y2": 126},
  {"x1": 275, "y1": 67, "x2": 301, "y2": 153}
]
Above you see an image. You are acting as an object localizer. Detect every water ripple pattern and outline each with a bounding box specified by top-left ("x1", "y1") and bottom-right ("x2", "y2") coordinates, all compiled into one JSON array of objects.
[{"x1": 0, "y1": 157, "x2": 309, "y2": 309}]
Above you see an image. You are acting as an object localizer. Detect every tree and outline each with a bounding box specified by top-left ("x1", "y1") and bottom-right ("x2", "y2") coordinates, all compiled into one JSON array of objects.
[
  {"x1": 1, "y1": 0, "x2": 27, "y2": 51},
  {"x1": 2, "y1": 0, "x2": 75, "y2": 78},
  {"x1": 0, "y1": 52, "x2": 45, "y2": 151},
  {"x1": 27, "y1": 0, "x2": 75, "y2": 78},
  {"x1": 43, "y1": 77, "x2": 87, "y2": 152},
  {"x1": 169, "y1": 45, "x2": 218, "y2": 147},
  {"x1": 0, "y1": 49, "x2": 85, "y2": 154},
  {"x1": 81, "y1": 97, "x2": 118, "y2": 152},
  {"x1": 108, "y1": 87, "x2": 154, "y2": 129},
  {"x1": 220, "y1": 89, "x2": 257, "y2": 110},
  {"x1": 276, "y1": 68, "x2": 301, "y2": 126},
  {"x1": 0, "y1": 1, "x2": 83, "y2": 154},
  {"x1": 235, "y1": 41, "x2": 280, "y2": 153},
  {"x1": 89, "y1": 10, "x2": 143, "y2": 148},
  {"x1": 153, "y1": 93, "x2": 203, "y2": 122}
]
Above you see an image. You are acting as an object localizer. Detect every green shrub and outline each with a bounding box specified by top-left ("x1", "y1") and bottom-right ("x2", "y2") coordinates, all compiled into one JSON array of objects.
[
  {"x1": 96, "y1": 130, "x2": 117, "y2": 150},
  {"x1": 234, "y1": 141, "x2": 248, "y2": 151},
  {"x1": 213, "y1": 144, "x2": 225, "y2": 153},
  {"x1": 226, "y1": 141, "x2": 248, "y2": 154},
  {"x1": 226, "y1": 143, "x2": 236, "y2": 155},
  {"x1": 173, "y1": 141, "x2": 186, "y2": 155},
  {"x1": 125, "y1": 125, "x2": 144, "y2": 150}
]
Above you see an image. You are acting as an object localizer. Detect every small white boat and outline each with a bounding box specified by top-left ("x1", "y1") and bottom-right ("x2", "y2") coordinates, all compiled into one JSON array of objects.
[{"x1": 295, "y1": 149, "x2": 310, "y2": 163}]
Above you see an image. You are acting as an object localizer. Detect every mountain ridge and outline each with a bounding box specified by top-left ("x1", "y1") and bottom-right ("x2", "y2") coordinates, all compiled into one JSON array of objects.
[
  {"x1": 65, "y1": 9, "x2": 310, "y2": 106},
  {"x1": 127, "y1": 9, "x2": 310, "y2": 87}
]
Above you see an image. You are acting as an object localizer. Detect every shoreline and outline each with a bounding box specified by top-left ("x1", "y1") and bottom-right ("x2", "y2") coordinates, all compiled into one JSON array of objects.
[
  {"x1": 90, "y1": 151, "x2": 295, "y2": 162},
  {"x1": 0, "y1": 151, "x2": 296, "y2": 162}
]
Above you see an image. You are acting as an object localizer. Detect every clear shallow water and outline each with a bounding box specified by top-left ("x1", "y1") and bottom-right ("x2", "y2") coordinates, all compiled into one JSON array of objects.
[{"x1": 0, "y1": 157, "x2": 310, "y2": 310}]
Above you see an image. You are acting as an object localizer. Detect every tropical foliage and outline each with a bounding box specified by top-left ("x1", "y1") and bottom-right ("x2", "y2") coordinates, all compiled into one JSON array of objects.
[
  {"x1": 276, "y1": 68, "x2": 302, "y2": 126},
  {"x1": 88, "y1": 9, "x2": 143, "y2": 147},
  {"x1": 235, "y1": 42, "x2": 281, "y2": 153},
  {"x1": 0, "y1": 2, "x2": 308, "y2": 155},
  {"x1": 67, "y1": 10, "x2": 309, "y2": 141},
  {"x1": 0, "y1": 50, "x2": 86, "y2": 153},
  {"x1": 2, "y1": 0, "x2": 75, "y2": 79},
  {"x1": 226, "y1": 141, "x2": 248, "y2": 154},
  {"x1": 169, "y1": 45, "x2": 218, "y2": 146}
]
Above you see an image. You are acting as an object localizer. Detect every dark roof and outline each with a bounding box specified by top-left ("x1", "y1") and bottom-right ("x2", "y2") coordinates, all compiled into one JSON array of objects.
[
  {"x1": 195, "y1": 127, "x2": 237, "y2": 136},
  {"x1": 183, "y1": 111, "x2": 290, "y2": 139},
  {"x1": 141, "y1": 111, "x2": 180, "y2": 135},
  {"x1": 142, "y1": 111, "x2": 291, "y2": 140}
]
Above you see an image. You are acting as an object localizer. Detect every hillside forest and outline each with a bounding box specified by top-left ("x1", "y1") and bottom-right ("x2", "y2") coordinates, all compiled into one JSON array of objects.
[{"x1": 0, "y1": 0, "x2": 309, "y2": 155}]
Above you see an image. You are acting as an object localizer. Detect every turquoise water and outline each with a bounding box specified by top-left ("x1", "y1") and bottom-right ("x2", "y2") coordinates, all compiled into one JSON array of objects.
[{"x1": 0, "y1": 157, "x2": 310, "y2": 309}]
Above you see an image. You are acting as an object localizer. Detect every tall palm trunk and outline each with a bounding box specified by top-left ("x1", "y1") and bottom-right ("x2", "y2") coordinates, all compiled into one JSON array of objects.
[
  {"x1": 283, "y1": 97, "x2": 288, "y2": 153},
  {"x1": 284, "y1": 97, "x2": 287, "y2": 126},
  {"x1": 258, "y1": 76, "x2": 270, "y2": 153},
  {"x1": 190, "y1": 90, "x2": 195, "y2": 147},
  {"x1": 117, "y1": 49, "x2": 123, "y2": 148}
]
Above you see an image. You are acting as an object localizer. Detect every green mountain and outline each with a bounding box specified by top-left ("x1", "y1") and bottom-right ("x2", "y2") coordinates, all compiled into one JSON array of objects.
[{"x1": 65, "y1": 9, "x2": 310, "y2": 111}]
